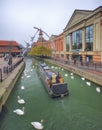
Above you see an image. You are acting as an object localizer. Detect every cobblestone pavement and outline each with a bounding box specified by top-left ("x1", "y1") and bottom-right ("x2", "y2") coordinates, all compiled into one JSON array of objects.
[{"x1": 0, "y1": 57, "x2": 23, "y2": 80}]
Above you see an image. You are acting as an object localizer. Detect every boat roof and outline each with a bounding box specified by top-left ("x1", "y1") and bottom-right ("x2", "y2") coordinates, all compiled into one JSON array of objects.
[
  {"x1": 43, "y1": 66, "x2": 50, "y2": 70},
  {"x1": 41, "y1": 63, "x2": 46, "y2": 67},
  {"x1": 47, "y1": 71, "x2": 54, "y2": 76}
]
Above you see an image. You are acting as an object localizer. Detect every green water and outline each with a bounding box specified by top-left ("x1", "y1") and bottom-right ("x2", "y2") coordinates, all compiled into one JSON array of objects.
[{"x1": 0, "y1": 58, "x2": 102, "y2": 130}]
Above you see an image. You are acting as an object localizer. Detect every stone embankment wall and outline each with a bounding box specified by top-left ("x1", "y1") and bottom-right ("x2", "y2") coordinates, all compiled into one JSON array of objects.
[{"x1": 0, "y1": 61, "x2": 25, "y2": 112}]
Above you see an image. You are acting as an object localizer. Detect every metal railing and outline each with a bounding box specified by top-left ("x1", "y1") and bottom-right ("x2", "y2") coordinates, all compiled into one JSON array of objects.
[
  {"x1": 54, "y1": 58, "x2": 102, "y2": 73},
  {"x1": 0, "y1": 58, "x2": 24, "y2": 82}
]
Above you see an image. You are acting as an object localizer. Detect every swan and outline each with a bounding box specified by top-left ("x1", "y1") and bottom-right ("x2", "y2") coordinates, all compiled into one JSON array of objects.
[
  {"x1": 71, "y1": 76, "x2": 74, "y2": 79},
  {"x1": 65, "y1": 74, "x2": 68, "y2": 77},
  {"x1": 13, "y1": 107, "x2": 25, "y2": 115},
  {"x1": 31, "y1": 120, "x2": 44, "y2": 130},
  {"x1": 30, "y1": 69, "x2": 33, "y2": 71},
  {"x1": 26, "y1": 75, "x2": 31, "y2": 78},
  {"x1": 86, "y1": 81, "x2": 91, "y2": 86},
  {"x1": 51, "y1": 66, "x2": 54, "y2": 69},
  {"x1": 55, "y1": 67, "x2": 58, "y2": 69},
  {"x1": 61, "y1": 68, "x2": 64, "y2": 71},
  {"x1": 17, "y1": 96, "x2": 25, "y2": 104},
  {"x1": 81, "y1": 77, "x2": 85, "y2": 80},
  {"x1": 70, "y1": 73, "x2": 73, "y2": 75},
  {"x1": 96, "y1": 87, "x2": 101, "y2": 93},
  {"x1": 21, "y1": 86, "x2": 25, "y2": 90}
]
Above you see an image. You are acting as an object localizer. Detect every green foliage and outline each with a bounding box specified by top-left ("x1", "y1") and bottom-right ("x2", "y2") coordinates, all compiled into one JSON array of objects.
[{"x1": 28, "y1": 46, "x2": 52, "y2": 57}]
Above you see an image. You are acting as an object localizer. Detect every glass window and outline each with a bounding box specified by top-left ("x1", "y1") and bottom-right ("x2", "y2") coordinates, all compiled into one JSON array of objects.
[
  {"x1": 72, "y1": 29, "x2": 82, "y2": 52},
  {"x1": 61, "y1": 54, "x2": 64, "y2": 58},
  {"x1": 66, "y1": 35, "x2": 70, "y2": 51},
  {"x1": 85, "y1": 25, "x2": 93, "y2": 51}
]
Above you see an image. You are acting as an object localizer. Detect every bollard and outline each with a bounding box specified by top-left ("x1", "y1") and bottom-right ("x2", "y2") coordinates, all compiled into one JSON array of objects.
[
  {"x1": 3, "y1": 66, "x2": 8, "y2": 74},
  {"x1": 0, "y1": 68, "x2": 2, "y2": 82}
]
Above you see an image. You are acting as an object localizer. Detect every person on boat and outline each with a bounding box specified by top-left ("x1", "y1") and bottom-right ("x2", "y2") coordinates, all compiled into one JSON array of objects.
[
  {"x1": 56, "y1": 72, "x2": 60, "y2": 83},
  {"x1": 46, "y1": 77, "x2": 52, "y2": 87},
  {"x1": 51, "y1": 73, "x2": 56, "y2": 84},
  {"x1": 58, "y1": 75, "x2": 64, "y2": 83}
]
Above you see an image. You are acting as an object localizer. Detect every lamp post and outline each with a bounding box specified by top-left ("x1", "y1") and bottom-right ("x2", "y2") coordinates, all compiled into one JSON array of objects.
[
  {"x1": 8, "y1": 42, "x2": 12, "y2": 66},
  {"x1": 0, "y1": 68, "x2": 2, "y2": 82}
]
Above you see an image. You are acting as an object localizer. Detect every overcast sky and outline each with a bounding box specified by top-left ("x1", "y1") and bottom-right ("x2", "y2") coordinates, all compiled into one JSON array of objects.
[{"x1": 0, "y1": 0, "x2": 101, "y2": 46}]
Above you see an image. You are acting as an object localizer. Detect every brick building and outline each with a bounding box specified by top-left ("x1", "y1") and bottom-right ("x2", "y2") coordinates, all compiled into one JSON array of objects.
[{"x1": 0, "y1": 40, "x2": 22, "y2": 57}]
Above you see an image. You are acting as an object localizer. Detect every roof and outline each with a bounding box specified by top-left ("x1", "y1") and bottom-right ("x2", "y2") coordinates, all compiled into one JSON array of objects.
[
  {"x1": 0, "y1": 46, "x2": 21, "y2": 53},
  {"x1": 64, "y1": 9, "x2": 92, "y2": 31},
  {"x1": 64, "y1": 6, "x2": 102, "y2": 31},
  {"x1": 0, "y1": 40, "x2": 19, "y2": 46},
  {"x1": 41, "y1": 63, "x2": 46, "y2": 67},
  {"x1": 43, "y1": 66, "x2": 50, "y2": 70}
]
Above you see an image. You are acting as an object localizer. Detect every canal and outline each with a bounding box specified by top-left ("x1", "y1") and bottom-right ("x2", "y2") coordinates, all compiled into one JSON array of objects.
[{"x1": 0, "y1": 58, "x2": 102, "y2": 130}]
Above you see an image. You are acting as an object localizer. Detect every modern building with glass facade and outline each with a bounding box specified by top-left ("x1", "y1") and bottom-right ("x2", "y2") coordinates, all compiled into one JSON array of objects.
[{"x1": 64, "y1": 6, "x2": 102, "y2": 63}]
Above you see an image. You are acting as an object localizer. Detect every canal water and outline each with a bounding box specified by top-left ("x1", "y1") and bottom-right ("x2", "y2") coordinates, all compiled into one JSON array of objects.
[{"x1": 0, "y1": 58, "x2": 102, "y2": 130}]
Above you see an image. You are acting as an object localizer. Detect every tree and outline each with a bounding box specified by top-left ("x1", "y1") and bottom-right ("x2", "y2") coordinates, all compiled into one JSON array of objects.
[{"x1": 28, "y1": 46, "x2": 52, "y2": 57}]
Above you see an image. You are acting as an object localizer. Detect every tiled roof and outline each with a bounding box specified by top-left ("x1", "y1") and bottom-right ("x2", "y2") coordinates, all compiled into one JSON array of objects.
[
  {"x1": 0, "y1": 40, "x2": 19, "y2": 46},
  {"x1": 0, "y1": 47, "x2": 21, "y2": 53}
]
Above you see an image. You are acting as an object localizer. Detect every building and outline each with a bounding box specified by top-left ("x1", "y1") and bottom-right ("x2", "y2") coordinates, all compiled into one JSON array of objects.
[
  {"x1": 31, "y1": 6, "x2": 102, "y2": 63},
  {"x1": 0, "y1": 40, "x2": 22, "y2": 57},
  {"x1": 48, "y1": 33, "x2": 65, "y2": 60},
  {"x1": 64, "y1": 6, "x2": 102, "y2": 63},
  {"x1": 32, "y1": 29, "x2": 47, "y2": 47}
]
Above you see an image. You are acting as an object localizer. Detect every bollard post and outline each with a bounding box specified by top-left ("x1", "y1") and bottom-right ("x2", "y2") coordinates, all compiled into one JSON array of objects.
[{"x1": 0, "y1": 68, "x2": 2, "y2": 82}]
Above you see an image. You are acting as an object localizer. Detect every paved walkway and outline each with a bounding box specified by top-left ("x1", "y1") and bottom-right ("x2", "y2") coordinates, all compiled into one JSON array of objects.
[
  {"x1": 0, "y1": 57, "x2": 23, "y2": 81},
  {"x1": 0, "y1": 60, "x2": 25, "y2": 112},
  {"x1": 70, "y1": 63, "x2": 102, "y2": 76}
]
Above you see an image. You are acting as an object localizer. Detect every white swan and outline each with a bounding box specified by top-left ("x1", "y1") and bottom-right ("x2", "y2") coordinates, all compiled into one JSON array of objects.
[
  {"x1": 86, "y1": 81, "x2": 91, "y2": 86},
  {"x1": 65, "y1": 74, "x2": 68, "y2": 77},
  {"x1": 26, "y1": 75, "x2": 31, "y2": 78},
  {"x1": 13, "y1": 107, "x2": 25, "y2": 115},
  {"x1": 81, "y1": 77, "x2": 85, "y2": 80},
  {"x1": 30, "y1": 69, "x2": 33, "y2": 71},
  {"x1": 55, "y1": 67, "x2": 58, "y2": 69},
  {"x1": 96, "y1": 87, "x2": 101, "y2": 93},
  {"x1": 61, "y1": 68, "x2": 64, "y2": 71},
  {"x1": 31, "y1": 120, "x2": 44, "y2": 130},
  {"x1": 71, "y1": 76, "x2": 74, "y2": 79},
  {"x1": 70, "y1": 73, "x2": 73, "y2": 75},
  {"x1": 17, "y1": 96, "x2": 25, "y2": 104},
  {"x1": 21, "y1": 86, "x2": 25, "y2": 90},
  {"x1": 51, "y1": 66, "x2": 54, "y2": 69}
]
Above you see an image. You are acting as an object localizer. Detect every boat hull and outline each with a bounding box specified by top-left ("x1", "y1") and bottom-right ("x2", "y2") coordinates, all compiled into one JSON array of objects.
[{"x1": 37, "y1": 64, "x2": 69, "y2": 98}]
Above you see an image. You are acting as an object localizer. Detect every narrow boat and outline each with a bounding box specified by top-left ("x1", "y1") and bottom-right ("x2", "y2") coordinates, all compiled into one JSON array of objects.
[{"x1": 37, "y1": 63, "x2": 69, "y2": 98}]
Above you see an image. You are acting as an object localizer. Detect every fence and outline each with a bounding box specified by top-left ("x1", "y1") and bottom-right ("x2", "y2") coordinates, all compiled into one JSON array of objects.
[
  {"x1": 54, "y1": 58, "x2": 102, "y2": 73},
  {"x1": 0, "y1": 58, "x2": 24, "y2": 82}
]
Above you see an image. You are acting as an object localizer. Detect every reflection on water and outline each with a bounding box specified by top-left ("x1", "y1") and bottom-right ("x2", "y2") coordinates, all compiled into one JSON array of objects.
[{"x1": 0, "y1": 58, "x2": 102, "y2": 130}]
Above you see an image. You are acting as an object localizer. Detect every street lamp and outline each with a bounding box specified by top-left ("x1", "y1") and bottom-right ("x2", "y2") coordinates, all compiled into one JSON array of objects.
[
  {"x1": 8, "y1": 42, "x2": 12, "y2": 66},
  {"x1": 0, "y1": 68, "x2": 2, "y2": 82}
]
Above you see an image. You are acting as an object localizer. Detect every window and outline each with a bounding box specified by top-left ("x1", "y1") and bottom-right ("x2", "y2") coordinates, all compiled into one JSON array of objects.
[
  {"x1": 61, "y1": 54, "x2": 64, "y2": 58},
  {"x1": 66, "y1": 35, "x2": 70, "y2": 51},
  {"x1": 72, "y1": 29, "x2": 82, "y2": 52},
  {"x1": 85, "y1": 25, "x2": 93, "y2": 51}
]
